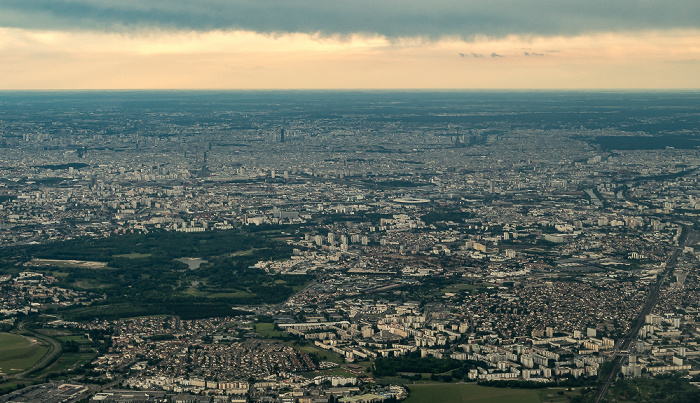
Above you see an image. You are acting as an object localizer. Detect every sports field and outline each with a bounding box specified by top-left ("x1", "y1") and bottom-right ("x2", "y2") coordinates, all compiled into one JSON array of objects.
[
  {"x1": 0, "y1": 332, "x2": 49, "y2": 375},
  {"x1": 405, "y1": 383, "x2": 541, "y2": 403}
]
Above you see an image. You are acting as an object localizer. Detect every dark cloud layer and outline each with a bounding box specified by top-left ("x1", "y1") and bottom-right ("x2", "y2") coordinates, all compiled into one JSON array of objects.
[{"x1": 2, "y1": 0, "x2": 699, "y2": 38}]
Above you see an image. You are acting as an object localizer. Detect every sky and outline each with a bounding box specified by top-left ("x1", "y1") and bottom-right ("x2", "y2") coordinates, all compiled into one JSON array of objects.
[{"x1": 1, "y1": 1, "x2": 699, "y2": 89}]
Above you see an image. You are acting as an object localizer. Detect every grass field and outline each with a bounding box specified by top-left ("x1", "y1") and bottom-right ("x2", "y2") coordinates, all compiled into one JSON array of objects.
[
  {"x1": 0, "y1": 332, "x2": 49, "y2": 375},
  {"x1": 0, "y1": 382, "x2": 19, "y2": 395},
  {"x1": 284, "y1": 342, "x2": 345, "y2": 364},
  {"x1": 28, "y1": 258, "x2": 108, "y2": 269},
  {"x1": 323, "y1": 368, "x2": 358, "y2": 378},
  {"x1": 62, "y1": 303, "x2": 155, "y2": 320},
  {"x1": 232, "y1": 248, "x2": 257, "y2": 256},
  {"x1": 404, "y1": 384, "x2": 541, "y2": 403},
  {"x1": 374, "y1": 377, "x2": 410, "y2": 386},
  {"x1": 183, "y1": 288, "x2": 257, "y2": 299},
  {"x1": 441, "y1": 283, "x2": 479, "y2": 293},
  {"x1": 113, "y1": 253, "x2": 152, "y2": 259},
  {"x1": 56, "y1": 335, "x2": 90, "y2": 344},
  {"x1": 206, "y1": 292, "x2": 257, "y2": 299},
  {"x1": 73, "y1": 279, "x2": 112, "y2": 289},
  {"x1": 298, "y1": 367, "x2": 358, "y2": 379},
  {"x1": 538, "y1": 387, "x2": 584, "y2": 402},
  {"x1": 440, "y1": 283, "x2": 496, "y2": 295},
  {"x1": 33, "y1": 352, "x2": 97, "y2": 377},
  {"x1": 37, "y1": 328, "x2": 71, "y2": 337},
  {"x1": 254, "y1": 323, "x2": 287, "y2": 338}
]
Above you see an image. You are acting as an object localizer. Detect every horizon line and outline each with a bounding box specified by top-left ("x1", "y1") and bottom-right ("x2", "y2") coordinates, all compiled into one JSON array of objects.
[{"x1": 2, "y1": 88, "x2": 700, "y2": 92}]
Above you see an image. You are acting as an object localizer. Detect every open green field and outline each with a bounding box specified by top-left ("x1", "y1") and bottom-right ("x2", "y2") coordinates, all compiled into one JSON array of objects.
[
  {"x1": 28, "y1": 258, "x2": 108, "y2": 269},
  {"x1": 441, "y1": 283, "x2": 480, "y2": 294},
  {"x1": 56, "y1": 335, "x2": 90, "y2": 344},
  {"x1": 33, "y1": 352, "x2": 97, "y2": 377},
  {"x1": 205, "y1": 291, "x2": 257, "y2": 299},
  {"x1": 73, "y1": 279, "x2": 112, "y2": 289},
  {"x1": 440, "y1": 282, "x2": 497, "y2": 295},
  {"x1": 254, "y1": 323, "x2": 287, "y2": 338},
  {"x1": 0, "y1": 382, "x2": 19, "y2": 395},
  {"x1": 604, "y1": 377, "x2": 700, "y2": 402},
  {"x1": 183, "y1": 288, "x2": 257, "y2": 299},
  {"x1": 298, "y1": 367, "x2": 358, "y2": 379},
  {"x1": 321, "y1": 368, "x2": 358, "y2": 378},
  {"x1": 538, "y1": 387, "x2": 585, "y2": 402},
  {"x1": 0, "y1": 332, "x2": 49, "y2": 375},
  {"x1": 62, "y1": 301, "x2": 251, "y2": 321},
  {"x1": 405, "y1": 384, "x2": 541, "y2": 403},
  {"x1": 113, "y1": 253, "x2": 152, "y2": 259},
  {"x1": 36, "y1": 328, "x2": 71, "y2": 337},
  {"x1": 232, "y1": 248, "x2": 257, "y2": 256},
  {"x1": 374, "y1": 377, "x2": 410, "y2": 386},
  {"x1": 285, "y1": 342, "x2": 344, "y2": 364}
]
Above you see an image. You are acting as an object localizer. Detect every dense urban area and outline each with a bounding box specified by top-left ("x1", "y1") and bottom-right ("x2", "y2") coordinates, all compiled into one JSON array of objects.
[{"x1": 1, "y1": 91, "x2": 699, "y2": 403}]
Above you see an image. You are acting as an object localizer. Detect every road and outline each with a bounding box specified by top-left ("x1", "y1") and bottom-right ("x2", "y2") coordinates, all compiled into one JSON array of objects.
[
  {"x1": 592, "y1": 226, "x2": 692, "y2": 403},
  {"x1": 10, "y1": 320, "x2": 62, "y2": 379}
]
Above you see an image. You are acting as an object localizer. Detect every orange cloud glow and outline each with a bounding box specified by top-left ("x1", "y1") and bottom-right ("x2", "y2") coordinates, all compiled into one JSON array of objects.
[{"x1": 1, "y1": 28, "x2": 699, "y2": 89}]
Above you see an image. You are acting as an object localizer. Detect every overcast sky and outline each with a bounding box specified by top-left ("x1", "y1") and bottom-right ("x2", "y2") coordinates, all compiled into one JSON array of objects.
[{"x1": 1, "y1": 1, "x2": 699, "y2": 89}]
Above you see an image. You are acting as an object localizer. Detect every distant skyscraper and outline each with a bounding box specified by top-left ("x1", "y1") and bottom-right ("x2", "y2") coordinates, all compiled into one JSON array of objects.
[{"x1": 279, "y1": 128, "x2": 285, "y2": 143}]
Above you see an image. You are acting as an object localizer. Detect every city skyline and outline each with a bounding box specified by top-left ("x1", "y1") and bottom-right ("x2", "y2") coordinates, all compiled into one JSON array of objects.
[{"x1": 0, "y1": 87, "x2": 699, "y2": 402}]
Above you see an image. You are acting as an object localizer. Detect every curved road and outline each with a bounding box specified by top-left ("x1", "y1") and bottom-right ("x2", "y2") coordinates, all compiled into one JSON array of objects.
[{"x1": 10, "y1": 320, "x2": 62, "y2": 379}]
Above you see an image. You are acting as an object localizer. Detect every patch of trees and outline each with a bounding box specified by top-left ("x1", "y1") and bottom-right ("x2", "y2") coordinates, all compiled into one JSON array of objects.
[
  {"x1": 61, "y1": 301, "x2": 253, "y2": 321},
  {"x1": 477, "y1": 380, "x2": 548, "y2": 389},
  {"x1": 603, "y1": 374, "x2": 700, "y2": 403},
  {"x1": 62, "y1": 340, "x2": 81, "y2": 353},
  {"x1": 594, "y1": 135, "x2": 700, "y2": 151},
  {"x1": 372, "y1": 353, "x2": 487, "y2": 378},
  {"x1": 421, "y1": 211, "x2": 472, "y2": 225},
  {"x1": 35, "y1": 163, "x2": 90, "y2": 170},
  {"x1": 16, "y1": 228, "x2": 291, "y2": 261},
  {"x1": 9, "y1": 229, "x2": 304, "y2": 319}
]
